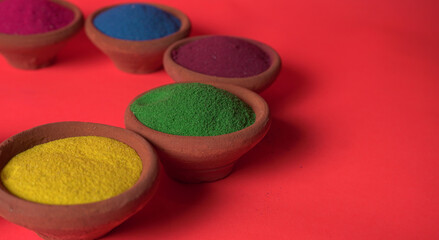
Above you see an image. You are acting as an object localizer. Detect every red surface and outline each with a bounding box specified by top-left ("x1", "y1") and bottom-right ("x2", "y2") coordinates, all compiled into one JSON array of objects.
[{"x1": 1, "y1": 0, "x2": 439, "y2": 239}]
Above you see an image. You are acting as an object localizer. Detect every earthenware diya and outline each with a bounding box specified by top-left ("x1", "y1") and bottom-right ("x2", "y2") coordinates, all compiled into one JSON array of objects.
[
  {"x1": 85, "y1": 3, "x2": 191, "y2": 74},
  {"x1": 0, "y1": 122, "x2": 159, "y2": 240},
  {"x1": 163, "y1": 35, "x2": 281, "y2": 93},
  {"x1": 0, "y1": 0, "x2": 83, "y2": 70},
  {"x1": 125, "y1": 82, "x2": 271, "y2": 183}
]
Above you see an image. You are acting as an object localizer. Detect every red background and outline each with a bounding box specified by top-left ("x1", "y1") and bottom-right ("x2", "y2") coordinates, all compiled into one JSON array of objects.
[{"x1": 1, "y1": 0, "x2": 439, "y2": 239}]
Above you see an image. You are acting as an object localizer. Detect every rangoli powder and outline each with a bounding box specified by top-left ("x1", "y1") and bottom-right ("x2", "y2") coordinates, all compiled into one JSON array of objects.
[
  {"x1": 0, "y1": 0, "x2": 74, "y2": 35},
  {"x1": 130, "y1": 83, "x2": 256, "y2": 136},
  {"x1": 0, "y1": 136, "x2": 142, "y2": 205},
  {"x1": 93, "y1": 3, "x2": 181, "y2": 41},
  {"x1": 172, "y1": 36, "x2": 271, "y2": 78}
]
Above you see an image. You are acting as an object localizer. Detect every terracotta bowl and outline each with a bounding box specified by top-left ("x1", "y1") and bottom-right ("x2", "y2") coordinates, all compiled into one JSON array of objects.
[
  {"x1": 85, "y1": 3, "x2": 191, "y2": 74},
  {"x1": 125, "y1": 82, "x2": 271, "y2": 183},
  {"x1": 0, "y1": 122, "x2": 159, "y2": 240},
  {"x1": 163, "y1": 35, "x2": 281, "y2": 93},
  {"x1": 0, "y1": 0, "x2": 83, "y2": 70}
]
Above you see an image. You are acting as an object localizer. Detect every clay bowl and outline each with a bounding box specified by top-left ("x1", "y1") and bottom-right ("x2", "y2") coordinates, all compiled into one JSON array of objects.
[
  {"x1": 125, "y1": 82, "x2": 271, "y2": 183},
  {"x1": 0, "y1": 122, "x2": 159, "y2": 240},
  {"x1": 85, "y1": 3, "x2": 191, "y2": 74},
  {"x1": 163, "y1": 35, "x2": 281, "y2": 93},
  {"x1": 0, "y1": 0, "x2": 83, "y2": 70}
]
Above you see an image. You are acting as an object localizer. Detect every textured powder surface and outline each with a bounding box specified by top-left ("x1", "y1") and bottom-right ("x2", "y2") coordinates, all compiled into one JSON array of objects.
[
  {"x1": 130, "y1": 83, "x2": 256, "y2": 136},
  {"x1": 172, "y1": 36, "x2": 271, "y2": 78},
  {"x1": 1, "y1": 136, "x2": 142, "y2": 205},
  {"x1": 93, "y1": 3, "x2": 181, "y2": 41},
  {"x1": 0, "y1": 0, "x2": 74, "y2": 35}
]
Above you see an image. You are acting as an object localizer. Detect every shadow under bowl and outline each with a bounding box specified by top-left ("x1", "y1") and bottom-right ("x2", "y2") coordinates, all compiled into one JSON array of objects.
[
  {"x1": 125, "y1": 82, "x2": 271, "y2": 183},
  {"x1": 163, "y1": 35, "x2": 281, "y2": 93},
  {"x1": 0, "y1": 0, "x2": 84, "y2": 70},
  {"x1": 0, "y1": 122, "x2": 159, "y2": 240},
  {"x1": 85, "y1": 3, "x2": 191, "y2": 74}
]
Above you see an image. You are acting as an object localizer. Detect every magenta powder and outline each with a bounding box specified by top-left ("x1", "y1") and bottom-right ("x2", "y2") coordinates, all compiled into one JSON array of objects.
[
  {"x1": 171, "y1": 36, "x2": 271, "y2": 78},
  {"x1": 0, "y1": 0, "x2": 74, "y2": 35}
]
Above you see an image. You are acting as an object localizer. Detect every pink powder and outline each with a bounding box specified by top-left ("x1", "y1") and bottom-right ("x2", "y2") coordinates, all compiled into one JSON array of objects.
[{"x1": 0, "y1": 0, "x2": 74, "y2": 35}]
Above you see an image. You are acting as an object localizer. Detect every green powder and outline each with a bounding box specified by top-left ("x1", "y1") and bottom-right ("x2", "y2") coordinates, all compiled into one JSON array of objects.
[{"x1": 130, "y1": 83, "x2": 255, "y2": 136}]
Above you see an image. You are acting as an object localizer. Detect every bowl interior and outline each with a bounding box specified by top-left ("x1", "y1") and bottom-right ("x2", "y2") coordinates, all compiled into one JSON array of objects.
[
  {"x1": 174, "y1": 36, "x2": 277, "y2": 67},
  {"x1": 127, "y1": 82, "x2": 270, "y2": 138}
]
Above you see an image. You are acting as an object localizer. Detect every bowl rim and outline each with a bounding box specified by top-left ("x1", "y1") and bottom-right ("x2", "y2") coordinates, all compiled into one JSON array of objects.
[
  {"x1": 0, "y1": 121, "x2": 159, "y2": 217},
  {"x1": 125, "y1": 81, "x2": 270, "y2": 140},
  {"x1": 85, "y1": 2, "x2": 191, "y2": 47},
  {"x1": 0, "y1": 0, "x2": 83, "y2": 42},
  {"x1": 163, "y1": 35, "x2": 281, "y2": 81}
]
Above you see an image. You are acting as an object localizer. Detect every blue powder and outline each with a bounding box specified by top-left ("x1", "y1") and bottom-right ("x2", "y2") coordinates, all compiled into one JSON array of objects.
[{"x1": 93, "y1": 4, "x2": 181, "y2": 41}]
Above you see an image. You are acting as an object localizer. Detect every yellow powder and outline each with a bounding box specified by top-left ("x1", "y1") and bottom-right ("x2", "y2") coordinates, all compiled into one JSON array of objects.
[{"x1": 0, "y1": 136, "x2": 142, "y2": 205}]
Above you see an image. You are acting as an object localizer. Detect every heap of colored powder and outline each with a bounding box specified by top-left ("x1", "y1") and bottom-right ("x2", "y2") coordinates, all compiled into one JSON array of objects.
[
  {"x1": 172, "y1": 36, "x2": 271, "y2": 78},
  {"x1": 0, "y1": 0, "x2": 74, "y2": 35},
  {"x1": 93, "y1": 3, "x2": 181, "y2": 41},
  {"x1": 1, "y1": 136, "x2": 142, "y2": 205},
  {"x1": 130, "y1": 83, "x2": 256, "y2": 136}
]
